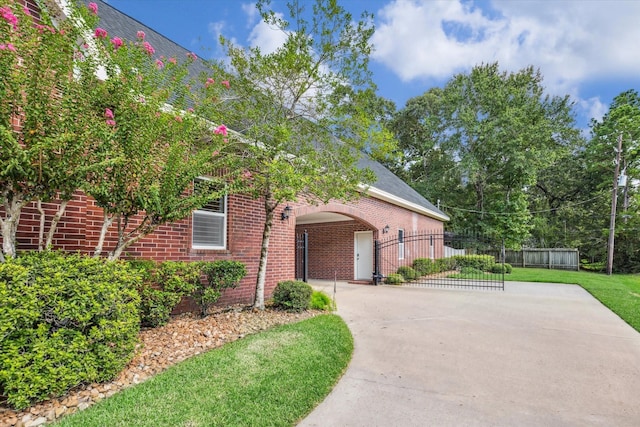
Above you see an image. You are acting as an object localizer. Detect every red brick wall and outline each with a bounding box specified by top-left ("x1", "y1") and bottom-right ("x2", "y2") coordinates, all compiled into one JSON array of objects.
[
  {"x1": 294, "y1": 195, "x2": 445, "y2": 281},
  {"x1": 300, "y1": 221, "x2": 370, "y2": 280}
]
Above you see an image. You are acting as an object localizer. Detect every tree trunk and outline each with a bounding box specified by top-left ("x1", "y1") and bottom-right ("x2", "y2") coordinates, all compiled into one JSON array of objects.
[
  {"x1": 45, "y1": 199, "x2": 69, "y2": 250},
  {"x1": 37, "y1": 199, "x2": 46, "y2": 251},
  {"x1": 1, "y1": 194, "x2": 26, "y2": 260},
  {"x1": 36, "y1": 198, "x2": 70, "y2": 251},
  {"x1": 254, "y1": 197, "x2": 277, "y2": 310},
  {"x1": 94, "y1": 211, "x2": 115, "y2": 258}
]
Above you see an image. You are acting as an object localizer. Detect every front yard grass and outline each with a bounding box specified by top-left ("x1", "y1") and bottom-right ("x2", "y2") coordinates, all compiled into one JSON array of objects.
[
  {"x1": 507, "y1": 268, "x2": 640, "y2": 333},
  {"x1": 54, "y1": 314, "x2": 352, "y2": 427}
]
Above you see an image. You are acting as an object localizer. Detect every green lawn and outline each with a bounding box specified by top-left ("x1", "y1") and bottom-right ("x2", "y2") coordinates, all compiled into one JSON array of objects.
[
  {"x1": 55, "y1": 314, "x2": 352, "y2": 427},
  {"x1": 507, "y1": 268, "x2": 640, "y2": 332}
]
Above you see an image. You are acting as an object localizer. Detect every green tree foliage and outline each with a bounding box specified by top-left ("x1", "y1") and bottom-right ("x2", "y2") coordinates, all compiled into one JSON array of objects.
[
  {"x1": 220, "y1": 0, "x2": 393, "y2": 309},
  {"x1": 389, "y1": 63, "x2": 580, "y2": 246},
  {"x1": 585, "y1": 90, "x2": 640, "y2": 271},
  {"x1": 0, "y1": 2, "x2": 97, "y2": 260},
  {"x1": 78, "y1": 12, "x2": 241, "y2": 260}
]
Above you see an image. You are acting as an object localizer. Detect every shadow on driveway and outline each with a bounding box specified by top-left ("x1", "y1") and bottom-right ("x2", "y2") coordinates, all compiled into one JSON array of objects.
[{"x1": 299, "y1": 281, "x2": 640, "y2": 427}]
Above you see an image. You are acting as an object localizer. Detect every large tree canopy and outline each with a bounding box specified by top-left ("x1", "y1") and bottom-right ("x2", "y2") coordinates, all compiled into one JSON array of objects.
[{"x1": 389, "y1": 63, "x2": 581, "y2": 246}]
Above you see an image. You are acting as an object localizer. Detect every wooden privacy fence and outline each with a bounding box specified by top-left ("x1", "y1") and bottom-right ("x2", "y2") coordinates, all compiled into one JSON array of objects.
[{"x1": 485, "y1": 248, "x2": 579, "y2": 271}]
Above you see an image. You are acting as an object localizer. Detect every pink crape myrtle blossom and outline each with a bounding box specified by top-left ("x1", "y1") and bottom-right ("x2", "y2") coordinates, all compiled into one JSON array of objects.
[
  {"x1": 205, "y1": 78, "x2": 215, "y2": 87},
  {"x1": 105, "y1": 119, "x2": 116, "y2": 126},
  {"x1": 155, "y1": 59, "x2": 164, "y2": 69},
  {"x1": 213, "y1": 124, "x2": 228, "y2": 136},
  {"x1": 1, "y1": 6, "x2": 18, "y2": 30},
  {"x1": 174, "y1": 115, "x2": 183, "y2": 123},
  {"x1": 142, "y1": 41, "x2": 155, "y2": 55},
  {"x1": 94, "y1": 27, "x2": 107, "y2": 39},
  {"x1": 168, "y1": 57, "x2": 176, "y2": 64},
  {"x1": 22, "y1": 6, "x2": 30, "y2": 16},
  {"x1": 221, "y1": 80, "x2": 230, "y2": 88},
  {"x1": 0, "y1": 43, "x2": 16, "y2": 52},
  {"x1": 111, "y1": 37, "x2": 123, "y2": 50},
  {"x1": 104, "y1": 108, "x2": 114, "y2": 119},
  {"x1": 186, "y1": 52, "x2": 197, "y2": 61},
  {"x1": 88, "y1": 2, "x2": 98, "y2": 15},
  {"x1": 136, "y1": 30, "x2": 145, "y2": 40}
]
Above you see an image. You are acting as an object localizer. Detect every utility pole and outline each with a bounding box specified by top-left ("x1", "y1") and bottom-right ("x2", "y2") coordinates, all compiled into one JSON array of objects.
[{"x1": 606, "y1": 133, "x2": 623, "y2": 275}]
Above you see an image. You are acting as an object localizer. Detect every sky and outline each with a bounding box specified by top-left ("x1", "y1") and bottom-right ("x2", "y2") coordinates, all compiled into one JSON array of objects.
[{"x1": 104, "y1": 0, "x2": 640, "y2": 131}]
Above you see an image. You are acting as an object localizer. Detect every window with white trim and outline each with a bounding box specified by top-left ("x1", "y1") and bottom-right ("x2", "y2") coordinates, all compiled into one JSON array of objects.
[
  {"x1": 192, "y1": 179, "x2": 227, "y2": 249},
  {"x1": 398, "y1": 229, "x2": 405, "y2": 260}
]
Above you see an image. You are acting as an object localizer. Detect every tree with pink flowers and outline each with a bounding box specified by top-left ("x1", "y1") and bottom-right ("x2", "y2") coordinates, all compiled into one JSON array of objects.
[
  {"x1": 0, "y1": 1, "x2": 241, "y2": 261},
  {"x1": 0, "y1": 2, "x2": 97, "y2": 260},
  {"x1": 77, "y1": 6, "x2": 242, "y2": 260}
]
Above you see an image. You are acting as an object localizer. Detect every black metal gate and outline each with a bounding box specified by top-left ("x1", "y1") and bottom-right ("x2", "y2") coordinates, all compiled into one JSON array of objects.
[
  {"x1": 374, "y1": 230, "x2": 505, "y2": 290},
  {"x1": 295, "y1": 231, "x2": 308, "y2": 282}
]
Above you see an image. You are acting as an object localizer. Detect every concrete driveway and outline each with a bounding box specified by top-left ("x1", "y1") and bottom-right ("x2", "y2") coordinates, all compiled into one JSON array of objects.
[{"x1": 299, "y1": 281, "x2": 640, "y2": 427}]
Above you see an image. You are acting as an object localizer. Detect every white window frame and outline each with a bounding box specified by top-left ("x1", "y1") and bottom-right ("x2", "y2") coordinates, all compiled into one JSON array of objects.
[
  {"x1": 398, "y1": 229, "x2": 405, "y2": 260},
  {"x1": 192, "y1": 178, "x2": 227, "y2": 250}
]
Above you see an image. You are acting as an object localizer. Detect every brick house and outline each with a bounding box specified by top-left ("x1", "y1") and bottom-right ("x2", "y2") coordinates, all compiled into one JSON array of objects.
[{"x1": 8, "y1": 0, "x2": 449, "y2": 305}]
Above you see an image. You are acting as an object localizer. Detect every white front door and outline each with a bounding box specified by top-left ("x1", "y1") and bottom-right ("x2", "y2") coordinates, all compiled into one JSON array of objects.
[{"x1": 354, "y1": 231, "x2": 373, "y2": 281}]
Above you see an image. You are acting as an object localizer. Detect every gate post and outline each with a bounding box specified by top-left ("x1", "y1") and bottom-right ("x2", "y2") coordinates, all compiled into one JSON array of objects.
[
  {"x1": 302, "y1": 231, "x2": 308, "y2": 282},
  {"x1": 373, "y1": 239, "x2": 381, "y2": 285}
]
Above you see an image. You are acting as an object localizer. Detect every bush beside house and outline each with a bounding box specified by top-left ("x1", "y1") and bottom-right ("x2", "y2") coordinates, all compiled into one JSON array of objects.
[{"x1": 0, "y1": 252, "x2": 141, "y2": 409}]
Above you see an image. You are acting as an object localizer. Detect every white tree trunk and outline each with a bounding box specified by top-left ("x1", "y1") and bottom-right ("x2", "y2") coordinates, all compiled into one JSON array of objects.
[
  {"x1": 93, "y1": 211, "x2": 115, "y2": 258},
  {"x1": 1, "y1": 217, "x2": 19, "y2": 259},
  {"x1": 254, "y1": 199, "x2": 276, "y2": 310},
  {"x1": 45, "y1": 199, "x2": 69, "y2": 250},
  {"x1": 37, "y1": 199, "x2": 46, "y2": 251},
  {"x1": 1, "y1": 195, "x2": 26, "y2": 259}
]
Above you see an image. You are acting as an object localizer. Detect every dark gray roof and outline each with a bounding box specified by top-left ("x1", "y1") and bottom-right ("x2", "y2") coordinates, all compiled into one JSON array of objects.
[{"x1": 88, "y1": 1, "x2": 448, "y2": 221}]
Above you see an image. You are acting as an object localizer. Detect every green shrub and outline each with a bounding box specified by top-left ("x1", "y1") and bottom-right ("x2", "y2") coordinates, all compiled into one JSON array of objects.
[
  {"x1": 129, "y1": 260, "x2": 202, "y2": 327},
  {"x1": 310, "y1": 290, "x2": 335, "y2": 311},
  {"x1": 412, "y1": 258, "x2": 434, "y2": 276},
  {"x1": 195, "y1": 260, "x2": 247, "y2": 316},
  {"x1": 384, "y1": 273, "x2": 405, "y2": 285},
  {"x1": 452, "y1": 255, "x2": 496, "y2": 272},
  {"x1": 490, "y1": 263, "x2": 513, "y2": 274},
  {"x1": 435, "y1": 257, "x2": 456, "y2": 272},
  {"x1": 460, "y1": 266, "x2": 484, "y2": 275},
  {"x1": 396, "y1": 265, "x2": 417, "y2": 281},
  {"x1": 0, "y1": 252, "x2": 140, "y2": 410},
  {"x1": 272, "y1": 281, "x2": 313, "y2": 312}
]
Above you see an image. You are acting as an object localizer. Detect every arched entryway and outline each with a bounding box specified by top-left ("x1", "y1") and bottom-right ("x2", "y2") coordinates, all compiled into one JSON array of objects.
[{"x1": 294, "y1": 205, "x2": 378, "y2": 283}]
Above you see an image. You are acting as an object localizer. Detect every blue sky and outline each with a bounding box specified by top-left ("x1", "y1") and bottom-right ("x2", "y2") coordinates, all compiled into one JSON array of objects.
[{"x1": 104, "y1": 0, "x2": 640, "y2": 131}]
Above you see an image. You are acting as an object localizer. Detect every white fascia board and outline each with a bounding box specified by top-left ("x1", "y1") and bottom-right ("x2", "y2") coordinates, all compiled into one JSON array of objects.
[{"x1": 359, "y1": 184, "x2": 450, "y2": 222}]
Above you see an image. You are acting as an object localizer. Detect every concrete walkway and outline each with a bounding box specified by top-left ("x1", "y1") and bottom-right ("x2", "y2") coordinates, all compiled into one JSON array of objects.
[{"x1": 298, "y1": 281, "x2": 640, "y2": 427}]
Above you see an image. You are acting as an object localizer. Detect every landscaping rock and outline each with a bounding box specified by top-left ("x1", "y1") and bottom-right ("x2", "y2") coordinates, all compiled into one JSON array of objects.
[{"x1": 0, "y1": 306, "x2": 317, "y2": 427}]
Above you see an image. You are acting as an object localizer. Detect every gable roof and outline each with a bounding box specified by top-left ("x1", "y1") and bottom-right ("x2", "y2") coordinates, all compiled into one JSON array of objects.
[{"x1": 85, "y1": 0, "x2": 449, "y2": 222}]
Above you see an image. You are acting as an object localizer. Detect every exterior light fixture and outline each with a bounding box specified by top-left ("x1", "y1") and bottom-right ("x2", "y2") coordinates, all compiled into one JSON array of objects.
[
  {"x1": 383, "y1": 225, "x2": 390, "y2": 234},
  {"x1": 281, "y1": 205, "x2": 292, "y2": 221}
]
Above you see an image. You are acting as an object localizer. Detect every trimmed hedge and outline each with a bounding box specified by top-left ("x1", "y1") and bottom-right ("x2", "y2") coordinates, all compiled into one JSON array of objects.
[
  {"x1": 452, "y1": 255, "x2": 496, "y2": 272},
  {"x1": 130, "y1": 260, "x2": 247, "y2": 324},
  {"x1": 272, "y1": 281, "x2": 312, "y2": 312},
  {"x1": 412, "y1": 258, "x2": 434, "y2": 276},
  {"x1": 396, "y1": 265, "x2": 417, "y2": 281},
  {"x1": 384, "y1": 273, "x2": 404, "y2": 285},
  {"x1": 129, "y1": 260, "x2": 202, "y2": 328},
  {"x1": 0, "y1": 252, "x2": 141, "y2": 410}
]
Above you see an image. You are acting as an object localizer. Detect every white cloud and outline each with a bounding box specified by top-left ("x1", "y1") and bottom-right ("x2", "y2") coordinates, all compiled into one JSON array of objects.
[
  {"x1": 241, "y1": 3, "x2": 259, "y2": 28},
  {"x1": 371, "y1": 0, "x2": 640, "y2": 103},
  {"x1": 247, "y1": 12, "x2": 288, "y2": 54}
]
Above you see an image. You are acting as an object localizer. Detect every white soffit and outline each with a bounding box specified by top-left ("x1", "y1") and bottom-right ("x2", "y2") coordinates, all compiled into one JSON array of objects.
[{"x1": 296, "y1": 212, "x2": 353, "y2": 225}]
